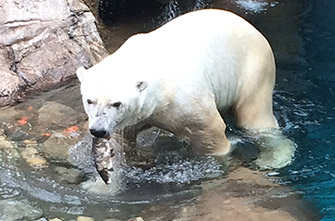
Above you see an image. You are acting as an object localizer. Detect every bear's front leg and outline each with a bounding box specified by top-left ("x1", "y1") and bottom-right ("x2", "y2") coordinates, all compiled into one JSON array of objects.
[{"x1": 179, "y1": 108, "x2": 231, "y2": 156}]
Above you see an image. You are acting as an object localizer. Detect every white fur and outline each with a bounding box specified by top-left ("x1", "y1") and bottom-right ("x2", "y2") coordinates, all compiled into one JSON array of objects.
[{"x1": 77, "y1": 9, "x2": 294, "y2": 168}]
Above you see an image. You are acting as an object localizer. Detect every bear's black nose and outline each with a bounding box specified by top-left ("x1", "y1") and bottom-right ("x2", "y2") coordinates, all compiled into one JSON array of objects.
[{"x1": 90, "y1": 129, "x2": 107, "y2": 138}]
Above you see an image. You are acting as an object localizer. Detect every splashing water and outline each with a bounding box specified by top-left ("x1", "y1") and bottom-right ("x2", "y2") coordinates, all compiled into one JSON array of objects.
[
  {"x1": 236, "y1": 0, "x2": 279, "y2": 13},
  {"x1": 161, "y1": 1, "x2": 180, "y2": 22}
]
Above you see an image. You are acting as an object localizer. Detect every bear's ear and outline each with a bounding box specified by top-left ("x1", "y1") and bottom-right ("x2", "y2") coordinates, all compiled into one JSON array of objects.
[
  {"x1": 76, "y1": 67, "x2": 86, "y2": 82},
  {"x1": 136, "y1": 81, "x2": 148, "y2": 92}
]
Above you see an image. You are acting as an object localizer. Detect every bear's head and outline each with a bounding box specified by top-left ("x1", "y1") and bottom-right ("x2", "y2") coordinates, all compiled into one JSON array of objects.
[{"x1": 76, "y1": 66, "x2": 149, "y2": 138}]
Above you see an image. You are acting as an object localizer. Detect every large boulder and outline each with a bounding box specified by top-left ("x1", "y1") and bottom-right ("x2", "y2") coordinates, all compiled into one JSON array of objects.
[{"x1": 0, "y1": 0, "x2": 108, "y2": 106}]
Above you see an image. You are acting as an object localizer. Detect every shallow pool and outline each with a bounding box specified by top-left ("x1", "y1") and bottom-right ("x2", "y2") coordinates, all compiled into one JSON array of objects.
[{"x1": 0, "y1": 0, "x2": 334, "y2": 220}]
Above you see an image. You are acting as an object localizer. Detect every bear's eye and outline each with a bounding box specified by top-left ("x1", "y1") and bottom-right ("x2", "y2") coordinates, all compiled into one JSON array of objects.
[
  {"x1": 87, "y1": 99, "x2": 95, "y2": 105},
  {"x1": 111, "y1": 101, "x2": 122, "y2": 108}
]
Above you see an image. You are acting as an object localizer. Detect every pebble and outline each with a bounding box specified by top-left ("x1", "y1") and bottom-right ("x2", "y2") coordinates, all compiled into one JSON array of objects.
[
  {"x1": 25, "y1": 156, "x2": 48, "y2": 167},
  {"x1": 128, "y1": 217, "x2": 144, "y2": 221},
  {"x1": 21, "y1": 146, "x2": 48, "y2": 168},
  {"x1": 0, "y1": 136, "x2": 15, "y2": 149},
  {"x1": 77, "y1": 216, "x2": 94, "y2": 221},
  {"x1": 22, "y1": 147, "x2": 38, "y2": 155},
  {"x1": 0, "y1": 135, "x2": 20, "y2": 158},
  {"x1": 266, "y1": 171, "x2": 280, "y2": 176},
  {"x1": 23, "y1": 139, "x2": 37, "y2": 145}
]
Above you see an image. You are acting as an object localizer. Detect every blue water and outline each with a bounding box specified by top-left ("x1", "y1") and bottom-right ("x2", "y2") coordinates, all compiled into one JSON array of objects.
[
  {"x1": 269, "y1": 1, "x2": 335, "y2": 220},
  {"x1": 0, "y1": 1, "x2": 334, "y2": 220}
]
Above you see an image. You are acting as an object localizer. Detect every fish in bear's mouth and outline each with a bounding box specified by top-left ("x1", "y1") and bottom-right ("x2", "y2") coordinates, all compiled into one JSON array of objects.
[{"x1": 92, "y1": 136, "x2": 114, "y2": 184}]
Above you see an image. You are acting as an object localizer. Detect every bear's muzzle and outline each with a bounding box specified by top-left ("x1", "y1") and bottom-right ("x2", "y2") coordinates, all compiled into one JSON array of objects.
[{"x1": 90, "y1": 129, "x2": 108, "y2": 138}]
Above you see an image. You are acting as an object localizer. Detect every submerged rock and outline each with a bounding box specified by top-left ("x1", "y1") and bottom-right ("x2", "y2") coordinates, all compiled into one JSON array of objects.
[
  {"x1": 8, "y1": 127, "x2": 32, "y2": 142},
  {"x1": 0, "y1": 199, "x2": 43, "y2": 221},
  {"x1": 21, "y1": 146, "x2": 48, "y2": 168},
  {"x1": 0, "y1": 134, "x2": 20, "y2": 158},
  {"x1": 49, "y1": 219, "x2": 62, "y2": 221},
  {"x1": 0, "y1": 0, "x2": 108, "y2": 106},
  {"x1": 24, "y1": 156, "x2": 48, "y2": 168},
  {"x1": 77, "y1": 216, "x2": 95, "y2": 221},
  {"x1": 128, "y1": 218, "x2": 144, "y2": 221},
  {"x1": 173, "y1": 167, "x2": 321, "y2": 221},
  {"x1": 42, "y1": 132, "x2": 82, "y2": 160},
  {"x1": 37, "y1": 101, "x2": 86, "y2": 129},
  {"x1": 54, "y1": 166, "x2": 85, "y2": 184},
  {"x1": 0, "y1": 135, "x2": 15, "y2": 150}
]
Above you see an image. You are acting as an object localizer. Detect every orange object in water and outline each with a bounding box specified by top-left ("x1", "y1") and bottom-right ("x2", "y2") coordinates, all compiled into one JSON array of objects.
[
  {"x1": 41, "y1": 132, "x2": 51, "y2": 137},
  {"x1": 63, "y1": 125, "x2": 79, "y2": 134},
  {"x1": 27, "y1": 106, "x2": 34, "y2": 111},
  {"x1": 17, "y1": 117, "x2": 28, "y2": 125}
]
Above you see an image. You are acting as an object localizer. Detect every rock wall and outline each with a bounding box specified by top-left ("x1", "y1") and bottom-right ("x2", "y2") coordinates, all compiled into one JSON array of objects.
[{"x1": 0, "y1": 0, "x2": 108, "y2": 106}]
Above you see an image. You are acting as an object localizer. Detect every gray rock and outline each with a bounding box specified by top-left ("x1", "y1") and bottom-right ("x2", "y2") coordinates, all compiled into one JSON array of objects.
[
  {"x1": 0, "y1": 106, "x2": 25, "y2": 123},
  {"x1": 0, "y1": 45, "x2": 26, "y2": 106},
  {"x1": 0, "y1": 135, "x2": 15, "y2": 150},
  {"x1": 68, "y1": 135, "x2": 95, "y2": 173},
  {"x1": 54, "y1": 166, "x2": 85, "y2": 184},
  {"x1": 0, "y1": 0, "x2": 108, "y2": 106},
  {"x1": 37, "y1": 101, "x2": 86, "y2": 128},
  {"x1": 42, "y1": 132, "x2": 82, "y2": 160},
  {"x1": 0, "y1": 68, "x2": 26, "y2": 106},
  {"x1": 0, "y1": 199, "x2": 43, "y2": 221},
  {"x1": 8, "y1": 127, "x2": 32, "y2": 142}
]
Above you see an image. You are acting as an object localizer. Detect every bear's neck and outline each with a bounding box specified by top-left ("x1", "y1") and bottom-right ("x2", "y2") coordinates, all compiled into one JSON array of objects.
[{"x1": 136, "y1": 80, "x2": 168, "y2": 124}]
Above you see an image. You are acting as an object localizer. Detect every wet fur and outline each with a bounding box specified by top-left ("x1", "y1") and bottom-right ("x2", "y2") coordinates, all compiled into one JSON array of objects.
[{"x1": 77, "y1": 9, "x2": 294, "y2": 168}]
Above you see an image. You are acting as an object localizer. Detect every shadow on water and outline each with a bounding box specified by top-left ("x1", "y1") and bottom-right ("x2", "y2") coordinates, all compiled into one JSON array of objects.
[{"x1": 0, "y1": 0, "x2": 334, "y2": 220}]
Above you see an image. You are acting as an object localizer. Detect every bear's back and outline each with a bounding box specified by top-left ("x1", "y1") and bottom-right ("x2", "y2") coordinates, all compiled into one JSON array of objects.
[{"x1": 108, "y1": 9, "x2": 275, "y2": 110}]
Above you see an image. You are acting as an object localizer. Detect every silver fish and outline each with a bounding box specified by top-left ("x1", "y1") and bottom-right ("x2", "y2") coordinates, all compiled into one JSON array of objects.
[
  {"x1": 92, "y1": 132, "x2": 128, "y2": 184},
  {"x1": 92, "y1": 126, "x2": 158, "y2": 184},
  {"x1": 92, "y1": 136, "x2": 115, "y2": 184}
]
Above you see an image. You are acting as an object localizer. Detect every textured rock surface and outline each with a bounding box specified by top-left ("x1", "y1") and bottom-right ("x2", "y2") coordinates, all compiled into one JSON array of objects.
[
  {"x1": 0, "y1": 199, "x2": 43, "y2": 221},
  {"x1": 0, "y1": 0, "x2": 108, "y2": 106}
]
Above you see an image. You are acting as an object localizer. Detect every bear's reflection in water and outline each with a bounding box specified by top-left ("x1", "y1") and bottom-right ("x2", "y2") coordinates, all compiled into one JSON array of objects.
[{"x1": 68, "y1": 122, "x2": 319, "y2": 220}]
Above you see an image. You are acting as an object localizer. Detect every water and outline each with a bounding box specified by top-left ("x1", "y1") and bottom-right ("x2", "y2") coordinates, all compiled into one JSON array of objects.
[
  {"x1": 271, "y1": 1, "x2": 335, "y2": 220},
  {"x1": 243, "y1": 0, "x2": 335, "y2": 220},
  {"x1": 1, "y1": 0, "x2": 335, "y2": 220}
]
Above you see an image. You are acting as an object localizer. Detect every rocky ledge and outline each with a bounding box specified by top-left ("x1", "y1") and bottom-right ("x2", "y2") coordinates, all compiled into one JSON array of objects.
[{"x1": 0, "y1": 0, "x2": 108, "y2": 106}]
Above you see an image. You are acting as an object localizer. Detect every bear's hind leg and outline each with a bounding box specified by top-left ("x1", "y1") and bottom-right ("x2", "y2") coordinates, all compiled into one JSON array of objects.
[
  {"x1": 234, "y1": 88, "x2": 295, "y2": 169},
  {"x1": 253, "y1": 129, "x2": 296, "y2": 169},
  {"x1": 234, "y1": 82, "x2": 278, "y2": 131}
]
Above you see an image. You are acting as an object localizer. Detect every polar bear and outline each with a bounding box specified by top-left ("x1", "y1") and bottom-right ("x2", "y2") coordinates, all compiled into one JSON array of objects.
[{"x1": 77, "y1": 9, "x2": 295, "y2": 169}]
